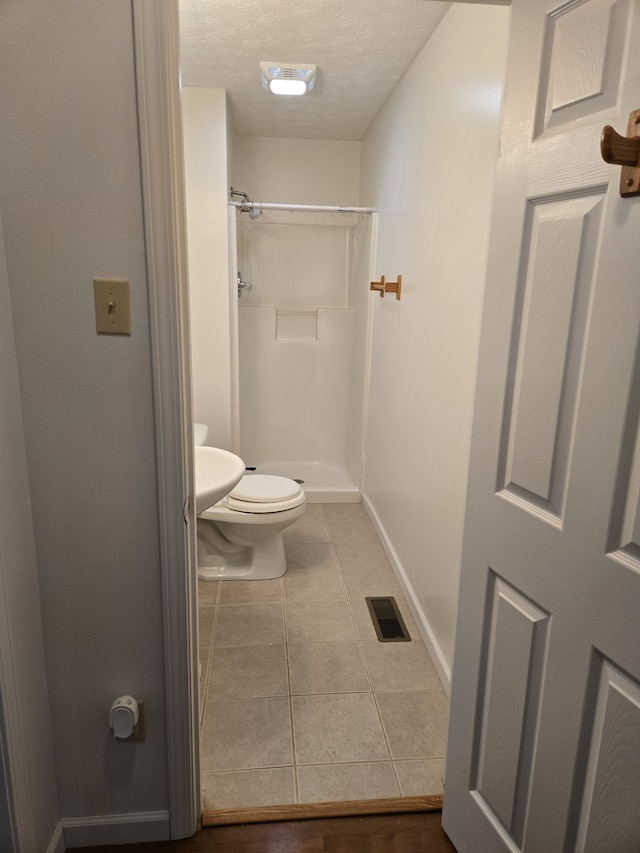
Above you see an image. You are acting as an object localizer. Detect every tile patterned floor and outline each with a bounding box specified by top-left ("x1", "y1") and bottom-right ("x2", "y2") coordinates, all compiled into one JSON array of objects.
[{"x1": 198, "y1": 502, "x2": 448, "y2": 810}]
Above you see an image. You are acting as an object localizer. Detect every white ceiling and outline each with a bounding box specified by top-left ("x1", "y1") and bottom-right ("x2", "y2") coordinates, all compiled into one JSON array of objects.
[{"x1": 178, "y1": 0, "x2": 451, "y2": 141}]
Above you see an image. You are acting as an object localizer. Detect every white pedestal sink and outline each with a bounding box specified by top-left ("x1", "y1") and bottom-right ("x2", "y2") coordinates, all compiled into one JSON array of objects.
[{"x1": 194, "y1": 446, "x2": 245, "y2": 513}]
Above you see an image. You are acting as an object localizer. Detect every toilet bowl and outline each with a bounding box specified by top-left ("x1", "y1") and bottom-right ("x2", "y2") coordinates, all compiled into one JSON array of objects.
[{"x1": 197, "y1": 473, "x2": 306, "y2": 581}]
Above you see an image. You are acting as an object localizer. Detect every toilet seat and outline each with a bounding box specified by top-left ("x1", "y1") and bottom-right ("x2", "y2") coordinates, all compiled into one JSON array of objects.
[{"x1": 224, "y1": 475, "x2": 304, "y2": 514}]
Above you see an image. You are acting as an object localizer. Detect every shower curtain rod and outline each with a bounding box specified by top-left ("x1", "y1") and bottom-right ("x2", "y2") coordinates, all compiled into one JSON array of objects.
[{"x1": 229, "y1": 200, "x2": 376, "y2": 214}]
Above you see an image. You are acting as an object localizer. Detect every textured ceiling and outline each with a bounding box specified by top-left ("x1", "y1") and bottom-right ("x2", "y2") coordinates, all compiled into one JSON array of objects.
[{"x1": 178, "y1": 0, "x2": 451, "y2": 141}]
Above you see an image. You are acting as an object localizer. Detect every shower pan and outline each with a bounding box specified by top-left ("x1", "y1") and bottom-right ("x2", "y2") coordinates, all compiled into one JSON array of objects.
[{"x1": 230, "y1": 201, "x2": 376, "y2": 502}]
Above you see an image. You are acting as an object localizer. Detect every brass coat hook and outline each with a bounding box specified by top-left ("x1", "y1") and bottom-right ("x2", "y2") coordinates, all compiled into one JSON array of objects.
[
  {"x1": 370, "y1": 274, "x2": 402, "y2": 300},
  {"x1": 601, "y1": 108, "x2": 640, "y2": 197}
]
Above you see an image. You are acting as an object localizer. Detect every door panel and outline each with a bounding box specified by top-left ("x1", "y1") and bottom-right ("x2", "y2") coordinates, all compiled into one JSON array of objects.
[
  {"x1": 473, "y1": 577, "x2": 550, "y2": 846},
  {"x1": 499, "y1": 192, "x2": 604, "y2": 521},
  {"x1": 609, "y1": 358, "x2": 640, "y2": 561},
  {"x1": 443, "y1": 0, "x2": 640, "y2": 850},
  {"x1": 569, "y1": 661, "x2": 640, "y2": 851},
  {"x1": 539, "y1": 0, "x2": 628, "y2": 135}
]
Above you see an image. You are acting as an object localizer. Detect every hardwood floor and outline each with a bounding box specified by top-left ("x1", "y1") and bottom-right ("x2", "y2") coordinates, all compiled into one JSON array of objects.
[{"x1": 70, "y1": 811, "x2": 457, "y2": 852}]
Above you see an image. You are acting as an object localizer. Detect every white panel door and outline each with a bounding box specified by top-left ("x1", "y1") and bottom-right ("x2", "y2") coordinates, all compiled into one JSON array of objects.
[{"x1": 443, "y1": 0, "x2": 640, "y2": 850}]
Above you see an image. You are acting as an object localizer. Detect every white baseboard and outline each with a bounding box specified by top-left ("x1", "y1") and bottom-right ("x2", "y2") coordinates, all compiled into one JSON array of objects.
[
  {"x1": 45, "y1": 822, "x2": 65, "y2": 853},
  {"x1": 61, "y1": 810, "x2": 171, "y2": 848},
  {"x1": 362, "y1": 493, "x2": 451, "y2": 695}
]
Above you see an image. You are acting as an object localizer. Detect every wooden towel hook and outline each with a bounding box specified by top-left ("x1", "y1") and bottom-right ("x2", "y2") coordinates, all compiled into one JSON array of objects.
[
  {"x1": 370, "y1": 275, "x2": 386, "y2": 297},
  {"x1": 384, "y1": 275, "x2": 402, "y2": 300},
  {"x1": 370, "y1": 275, "x2": 402, "y2": 301},
  {"x1": 601, "y1": 109, "x2": 640, "y2": 197}
]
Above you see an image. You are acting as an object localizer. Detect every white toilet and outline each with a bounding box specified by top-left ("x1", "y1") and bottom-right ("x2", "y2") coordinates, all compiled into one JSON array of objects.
[{"x1": 193, "y1": 423, "x2": 306, "y2": 581}]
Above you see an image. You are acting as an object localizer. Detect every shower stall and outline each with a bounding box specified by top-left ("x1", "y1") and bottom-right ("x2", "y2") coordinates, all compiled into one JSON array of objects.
[{"x1": 230, "y1": 199, "x2": 376, "y2": 501}]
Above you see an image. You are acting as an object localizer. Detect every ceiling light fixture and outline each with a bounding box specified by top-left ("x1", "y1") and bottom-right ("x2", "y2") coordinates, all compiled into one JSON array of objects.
[{"x1": 260, "y1": 62, "x2": 316, "y2": 96}]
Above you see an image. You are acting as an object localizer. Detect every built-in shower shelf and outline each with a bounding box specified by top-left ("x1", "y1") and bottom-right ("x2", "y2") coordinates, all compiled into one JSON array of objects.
[{"x1": 276, "y1": 312, "x2": 317, "y2": 341}]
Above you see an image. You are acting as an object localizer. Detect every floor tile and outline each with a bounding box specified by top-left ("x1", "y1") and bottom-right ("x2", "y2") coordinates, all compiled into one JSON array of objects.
[
  {"x1": 219, "y1": 578, "x2": 283, "y2": 605},
  {"x1": 284, "y1": 541, "x2": 339, "y2": 572},
  {"x1": 321, "y1": 503, "x2": 368, "y2": 521},
  {"x1": 202, "y1": 767, "x2": 296, "y2": 809},
  {"x1": 360, "y1": 639, "x2": 442, "y2": 690},
  {"x1": 296, "y1": 503, "x2": 326, "y2": 521},
  {"x1": 376, "y1": 690, "x2": 448, "y2": 759},
  {"x1": 341, "y1": 569, "x2": 403, "y2": 600},
  {"x1": 199, "y1": 644, "x2": 211, "y2": 696},
  {"x1": 292, "y1": 693, "x2": 389, "y2": 765},
  {"x1": 284, "y1": 510, "x2": 331, "y2": 544},
  {"x1": 198, "y1": 579, "x2": 220, "y2": 606},
  {"x1": 209, "y1": 644, "x2": 288, "y2": 700},
  {"x1": 297, "y1": 762, "x2": 399, "y2": 802},
  {"x1": 201, "y1": 697, "x2": 293, "y2": 771},
  {"x1": 340, "y1": 559, "x2": 397, "y2": 580},
  {"x1": 198, "y1": 606, "x2": 217, "y2": 648},
  {"x1": 333, "y1": 539, "x2": 395, "y2": 573},
  {"x1": 328, "y1": 519, "x2": 381, "y2": 544},
  {"x1": 214, "y1": 602, "x2": 285, "y2": 646},
  {"x1": 283, "y1": 563, "x2": 346, "y2": 602},
  {"x1": 394, "y1": 758, "x2": 445, "y2": 796},
  {"x1": 285, "y1": 600, "x2": 356, "y2": 642},
  {"x1": 288, "y1": 642, "x2": 370, "y2": 694},
  {"x1": 198, "y1": 502, "x2": 450, "y2": 810}
]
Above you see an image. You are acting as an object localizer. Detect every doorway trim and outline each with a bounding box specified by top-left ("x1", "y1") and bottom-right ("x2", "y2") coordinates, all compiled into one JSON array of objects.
[
  {"x1": 133, "y1": 0, "x2": 486, "y2": 834},
  {"x1": 132, "y1": 0, "x2": 199, "y2": 839},
  {"x1": 203, "y1": 795, "x2": 443, "y2": 826}
]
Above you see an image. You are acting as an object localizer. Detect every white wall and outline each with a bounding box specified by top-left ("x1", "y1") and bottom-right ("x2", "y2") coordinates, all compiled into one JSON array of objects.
[
  {"x1": 0, "y1": 0, "x2": 169, "y2": 837},
  {"x1": 360, "y1": 4, "x2": 510, "y2": 676},
  {"x1": 182, "y1": 88, "x2": 235, "y2": 449},
  {"x1": 0, "y1": 205, "x2": 59, "y2": 852},
  {"x1": 234, "y1": 136, "x2": 361, "y2": 207}
]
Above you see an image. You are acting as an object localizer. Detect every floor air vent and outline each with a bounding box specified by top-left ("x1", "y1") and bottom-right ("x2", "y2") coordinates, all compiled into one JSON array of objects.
[{"x1": 365, "y1": 596, "x2": 411, "y2": 642}]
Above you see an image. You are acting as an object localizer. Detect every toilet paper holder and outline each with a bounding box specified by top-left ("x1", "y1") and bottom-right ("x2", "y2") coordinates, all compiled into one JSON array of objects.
[{"x1": 370, "y1": 275, "x2": 402, "y2": 300}]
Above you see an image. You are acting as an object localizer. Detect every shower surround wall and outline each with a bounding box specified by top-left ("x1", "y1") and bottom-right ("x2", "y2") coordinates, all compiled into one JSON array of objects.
[
  {"x1": 233, "y1": 138, "x2": 370, "y2": 500},
  {"x1": 236, "y1": 210, "x2": 371, "y2": 499}
]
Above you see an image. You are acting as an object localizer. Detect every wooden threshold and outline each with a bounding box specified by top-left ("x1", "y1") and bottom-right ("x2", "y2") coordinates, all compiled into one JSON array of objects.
[{"x1": 202, "y1": 794, "x2": 443, "y2": 826}]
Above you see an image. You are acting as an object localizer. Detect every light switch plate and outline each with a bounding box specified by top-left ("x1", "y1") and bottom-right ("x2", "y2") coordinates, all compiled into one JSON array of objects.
[{"x1": 94, "y1": 278, "x2": 131, "y2": 335}]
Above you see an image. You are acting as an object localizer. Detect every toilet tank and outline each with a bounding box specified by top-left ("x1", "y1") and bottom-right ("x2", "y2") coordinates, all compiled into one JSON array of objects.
[{"x1": 194, "y1": 422, "x2": 209, "y2": 446}]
